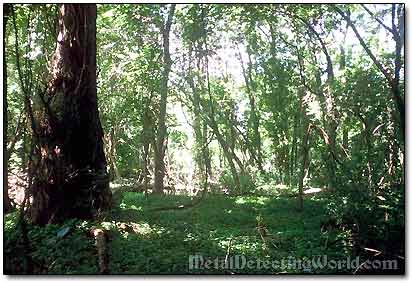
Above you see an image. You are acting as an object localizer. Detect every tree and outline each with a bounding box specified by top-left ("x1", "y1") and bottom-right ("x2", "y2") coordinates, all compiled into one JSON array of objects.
[
  {"x1": 334, "y1": 4, "x2": 405, "y2": 144},
  {"x1": 237, "y1": 43, "x2": 264, "y2": 174},
  {"x1": 4, "y1": 4, "x2": 12, "y2": 213},
  {"x1": 154, "y1": 4, "x2": 176, "y2": 194},
  {"x1": 29, "y1": 4, "x2": 111, "y2": 224}
]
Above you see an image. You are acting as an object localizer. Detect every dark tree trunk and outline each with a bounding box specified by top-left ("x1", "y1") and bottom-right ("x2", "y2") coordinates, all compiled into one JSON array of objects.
[
  {"x1": 29, "y1": 4, "x2": 111, "y2": 225},
  {"x1": 3, "y1": 4, "x2": 12, "y2": 213}
]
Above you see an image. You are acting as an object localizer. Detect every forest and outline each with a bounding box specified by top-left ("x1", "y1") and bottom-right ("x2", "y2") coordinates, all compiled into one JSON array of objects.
[{"x1": 3, "y1": 3, "x2": 405, "y2": 275}]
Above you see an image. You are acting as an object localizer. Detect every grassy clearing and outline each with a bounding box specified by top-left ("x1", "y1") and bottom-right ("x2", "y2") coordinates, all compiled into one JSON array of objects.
[{"x1": 4, "y1": 192, "x2": 356, "y2": 274}]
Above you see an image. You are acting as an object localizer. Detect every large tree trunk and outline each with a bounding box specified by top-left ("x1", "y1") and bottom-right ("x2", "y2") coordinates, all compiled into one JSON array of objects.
[
  {"x1": 154, "y1": 4, "x2": 176, "y2": 194},
  {"x1": 29, "y1": 4, "x2": 111, "y2": 225},
  {"x1": 3, "y1": 4, "x2": 12, "y2": 213}
]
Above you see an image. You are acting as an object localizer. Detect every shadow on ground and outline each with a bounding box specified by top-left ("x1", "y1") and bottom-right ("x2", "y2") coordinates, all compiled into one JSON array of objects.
[
  {"x1": 102, "y1": 192, "x2": 349, "y2": 274},
  {"x1": 4, "y1": 192, "x2": 378, "y2": 274}
]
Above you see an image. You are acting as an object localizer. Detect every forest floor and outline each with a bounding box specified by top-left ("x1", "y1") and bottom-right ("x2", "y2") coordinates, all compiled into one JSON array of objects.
[
  {"x1": 4, "y1": 185, "x2": 367, "y2": 274},
  {"x1": 106, "y1": 192, "x2": 354, "y2": 274}
]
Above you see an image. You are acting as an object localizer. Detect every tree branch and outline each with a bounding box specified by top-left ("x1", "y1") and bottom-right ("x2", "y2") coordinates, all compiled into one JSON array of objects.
[
  {"x1": 333, "y1": 5, "x2": 394, "y2": 88},
  {"x1": 361, "y1": 4, "x2": 394, "y2": 35}
]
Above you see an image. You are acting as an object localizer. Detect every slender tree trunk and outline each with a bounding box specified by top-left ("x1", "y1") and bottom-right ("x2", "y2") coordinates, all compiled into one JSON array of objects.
[
  {"x1": 299, "y1": 119, "x2": 311, "y2": 211},
  {"x1": 142, "y1": 108, "x2": 152, "y2": 197},
  {"x1": 385, "y1": 106, "x2": 398, "y2": 182},
  {"x1": 189, "y1": 82, "x2": 241, "y2": 191},
  {"x1": 343, "y1": 127, "x2": 349, "y2": 150},
  {"x1": 238, "y1": 46, "x2": 264, "y2": 173},
  {"x1": 199, "y1": 5, "x2": 241, "y2": 192},
  {"x1": 293, "y1": 112, "x2": 300, "y2": 184},
  {"x1": 188, "y1": 54, "x2": 211, "y2": 189},
  {"x1": 393, "y1": 5, "x2": 405, "y2": 144},
  {"x1": 154, "y1": 4, "x2": 175, "y2": 194},
  {"x1": 187, "y1": 42, "x2": 213, "y2": 189},
  {"x1": 29, "y1": 4, "x2": 111, "y2": 225},
  {"x1": 188, "y1": 48, "x2": 206, "y2": 186},
  {"x1": 21, "y1": 122, "x2": 29, "y2": 172},
  {"x1": 246, "y1": 48, "x2": 264, "y2": 173},
  {"x1": 202, "y1": 122, "x2": 212, "y2": 180},
  {"x1": 208, "y1": 117, "x2": 241, "y2": 192},
  {"x1": 316, "y1": 35, "x2": 338, "y2": 192},
  {"x1": 296, "y1": 18, "x2": 338, "y2": 191},
  {"x1": 290, "y1": 110, "x2": 298, "y2": 187},
  {"x1": 225, "y1": 105, "x2": 245, "y2": 174},
  {"x1": 334, "y1": 5, "x2": 404, "y2": 144},
  {"x1": 3, "y1": 4, "x2": 12, "y2": 213},
  {"x1": 107, "y1": 127, "x2": 119, "y2": 180},
  {"x1": 143, "y1": 143, "x2": 150, "y2": 197},
  {"x1": 358, "y1": 114, "x2": 374, "y2": 191}
]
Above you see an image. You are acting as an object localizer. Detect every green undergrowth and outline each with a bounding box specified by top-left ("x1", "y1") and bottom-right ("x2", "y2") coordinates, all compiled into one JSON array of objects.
[{"x1": 4, "y1": 191, "x2": 355, "y2": 274}]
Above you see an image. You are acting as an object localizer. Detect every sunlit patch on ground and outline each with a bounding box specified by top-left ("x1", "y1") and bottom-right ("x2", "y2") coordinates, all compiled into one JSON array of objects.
[
  {"x1": 4, "y1": 188, "x2": 403, "y2": 274},
  {"x1": 304, "y1": 187, "x2": 323, "y2": 194},
  {"x1": 235, "y1": 196, "x2": 269, "y2": 206}
]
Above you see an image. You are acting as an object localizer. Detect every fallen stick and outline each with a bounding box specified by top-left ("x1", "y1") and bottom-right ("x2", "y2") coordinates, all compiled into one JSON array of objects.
[{"x1": 90, "y1": 228, "x2": 109, "y2": 274}]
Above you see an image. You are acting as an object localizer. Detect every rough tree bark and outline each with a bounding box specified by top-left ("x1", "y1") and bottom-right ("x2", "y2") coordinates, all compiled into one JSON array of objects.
[
  {"x1": 154, "y1": 4, "x2": 176, "y2": 194},
  {"x1": 29, "y1": 4, "x2": 111, "y2": 225}
]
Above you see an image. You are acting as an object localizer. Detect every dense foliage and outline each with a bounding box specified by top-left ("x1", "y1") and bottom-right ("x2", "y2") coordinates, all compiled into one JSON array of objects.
[{"x1": 4, "y1": 3, "x2": 405, "y2": 275}]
